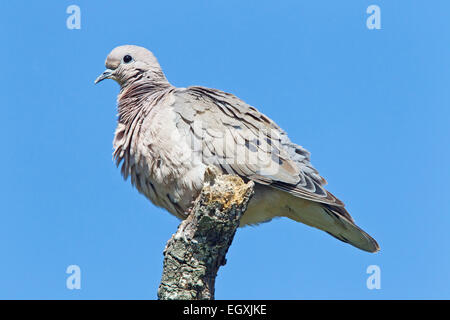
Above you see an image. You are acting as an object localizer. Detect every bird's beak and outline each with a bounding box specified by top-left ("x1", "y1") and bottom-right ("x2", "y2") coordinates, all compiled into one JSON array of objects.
[{"x1": 94, "y1": 69, "x2": 114, "y2": 84}]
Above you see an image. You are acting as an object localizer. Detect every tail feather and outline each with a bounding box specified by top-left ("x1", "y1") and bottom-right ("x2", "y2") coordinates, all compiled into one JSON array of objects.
[{"x1": 285, "y1": 197, "x2": 380, "y2": 253}]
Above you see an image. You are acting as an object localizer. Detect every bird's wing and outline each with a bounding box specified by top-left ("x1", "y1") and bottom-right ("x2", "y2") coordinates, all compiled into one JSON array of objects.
[{"x1": 171, "y1": 86, "x2": 346, "y2": 210}]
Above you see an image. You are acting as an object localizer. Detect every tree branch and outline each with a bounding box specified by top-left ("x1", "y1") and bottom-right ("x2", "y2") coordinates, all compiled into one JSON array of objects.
[{"x1": 157, "y1": 166, "x2": 255, "y2": 300}]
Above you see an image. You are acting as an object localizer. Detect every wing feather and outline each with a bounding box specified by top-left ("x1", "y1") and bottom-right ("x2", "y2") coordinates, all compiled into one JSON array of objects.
[{"x1": 172, "y1": 86, "x2": 344, "y2": 207}]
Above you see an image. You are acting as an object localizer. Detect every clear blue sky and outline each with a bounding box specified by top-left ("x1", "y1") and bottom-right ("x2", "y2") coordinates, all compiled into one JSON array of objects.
[{"x1": 1, "y1": 0, "x2": 449, "y2": 299}]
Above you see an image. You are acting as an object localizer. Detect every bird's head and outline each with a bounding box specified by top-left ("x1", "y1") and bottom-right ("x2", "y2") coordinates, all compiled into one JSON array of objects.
[{"x1": 94, "y1": 45, "x2": 167, "y2": 87}]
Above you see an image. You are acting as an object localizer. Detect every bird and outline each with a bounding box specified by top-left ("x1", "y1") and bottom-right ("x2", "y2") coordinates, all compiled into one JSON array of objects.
[{"x1": 95, "y1": 45, "x2": 379, "y2": 253}]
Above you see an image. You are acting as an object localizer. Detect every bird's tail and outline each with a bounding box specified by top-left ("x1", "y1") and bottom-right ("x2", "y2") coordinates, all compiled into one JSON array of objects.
[{"x1": 285, "y1": 197, "x2": 380, "y2": 253}]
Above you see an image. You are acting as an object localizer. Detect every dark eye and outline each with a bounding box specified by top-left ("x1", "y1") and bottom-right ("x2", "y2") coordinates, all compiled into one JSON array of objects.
[{"x1": 123, "y1": 55, "x2": 133, "y2": 63}]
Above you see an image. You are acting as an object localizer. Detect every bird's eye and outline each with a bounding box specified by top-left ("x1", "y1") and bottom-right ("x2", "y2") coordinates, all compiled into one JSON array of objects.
[{"x1": 123, "y1": 55, "x2": 133, "y2": 63}]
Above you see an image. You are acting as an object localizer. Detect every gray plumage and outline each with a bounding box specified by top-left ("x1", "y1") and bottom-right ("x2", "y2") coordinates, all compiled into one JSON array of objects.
[{"x1": 95, "y1": 45, "x2": 379, "y2": 253}]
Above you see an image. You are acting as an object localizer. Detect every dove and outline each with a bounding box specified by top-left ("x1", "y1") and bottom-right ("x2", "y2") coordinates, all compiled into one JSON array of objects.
[{"x1": 95, "y1": 45, "x2": 379, "y2": 253}]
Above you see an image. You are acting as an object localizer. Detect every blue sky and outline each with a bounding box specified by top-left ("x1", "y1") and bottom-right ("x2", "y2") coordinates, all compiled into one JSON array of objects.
[{"x1": 1, "y1": 1, "x2": 449, "y2": 299}]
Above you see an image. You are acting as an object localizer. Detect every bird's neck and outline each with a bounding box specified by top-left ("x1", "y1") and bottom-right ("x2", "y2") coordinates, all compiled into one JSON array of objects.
[{"x1": 117, "y1": 79, "x2": 172, "y2": 124}]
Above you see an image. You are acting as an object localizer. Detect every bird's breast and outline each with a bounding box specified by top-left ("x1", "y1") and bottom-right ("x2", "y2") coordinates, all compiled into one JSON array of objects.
[{"x1": 121, "y1": 105, "x2": 206, "y2": 219}]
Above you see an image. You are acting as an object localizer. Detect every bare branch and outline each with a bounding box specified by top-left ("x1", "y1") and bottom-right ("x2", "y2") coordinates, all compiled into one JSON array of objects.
[{"x1": 157, "y1": 166, "x2": 254, "y2": 300}]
